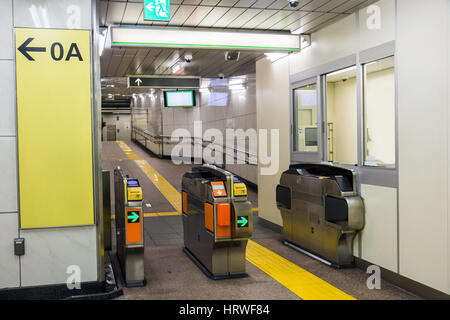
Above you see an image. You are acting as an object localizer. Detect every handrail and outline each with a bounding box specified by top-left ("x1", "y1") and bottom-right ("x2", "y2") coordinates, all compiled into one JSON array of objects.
[{"x1": 132, "y1": 127, "x2": 257, "y2": 165}]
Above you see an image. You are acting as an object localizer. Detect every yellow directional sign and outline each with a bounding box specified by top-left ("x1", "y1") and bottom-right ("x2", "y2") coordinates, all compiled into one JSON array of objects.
[{"x1": 16, "y1": 28, "x2": 94, "y2": 229}]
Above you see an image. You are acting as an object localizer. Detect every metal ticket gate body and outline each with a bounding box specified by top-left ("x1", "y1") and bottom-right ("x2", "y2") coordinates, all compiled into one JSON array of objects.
[
  {"x1": 182, "y1": 165, "x2": 253, "y2": 279},
  {"x1": 276, "y1": 163, "x2": 364, "y2": 268},
  {"x1": 114, "y1": 167, "x2": 146, "y2": 287}
]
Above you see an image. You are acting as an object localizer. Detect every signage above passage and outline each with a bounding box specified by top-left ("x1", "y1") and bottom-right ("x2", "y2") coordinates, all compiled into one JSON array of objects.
[{"x1": 112, "y1": 27, "x2": 300, "y2": 52}]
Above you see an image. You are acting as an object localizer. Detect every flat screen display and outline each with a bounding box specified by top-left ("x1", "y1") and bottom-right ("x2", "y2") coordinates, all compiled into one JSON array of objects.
[
  {"x1": 208, "y1": 91, "x2": 229, "y2": 106},
  {"x1": 164, "y1": 90, "x2": 196, "y2": 107},
  {"x1": 305, "y1": 127, "x2": 318, "y2": 146}
]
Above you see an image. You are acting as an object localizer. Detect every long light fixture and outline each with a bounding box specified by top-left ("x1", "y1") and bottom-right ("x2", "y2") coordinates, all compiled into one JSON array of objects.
[{"x1": 111, "y1": 27, "x2": 300, "y2": 52}]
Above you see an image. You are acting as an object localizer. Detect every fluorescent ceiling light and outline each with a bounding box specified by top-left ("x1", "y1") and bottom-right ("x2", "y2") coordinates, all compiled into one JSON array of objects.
[
  {"x1": 229, "y1": 84, "x2": 245, "y2": 91},
  {"x1": 228, "y1": 78, "x2": 245, "y2": 86},
  {"x1": 99, "y1": 28, "x2": 108, "y2": 56},
  {"x1": 172, "y1": 64, "x2": 182, "y2": 73},
  {"x1": 111, "y1": 27, "x2": 300, "y2": 52},
  {"x1": 327, "y1": 66, "x2": 357, "y2": 77}
]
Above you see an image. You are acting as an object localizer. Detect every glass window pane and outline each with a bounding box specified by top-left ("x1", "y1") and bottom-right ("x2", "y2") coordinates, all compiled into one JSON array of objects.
[
  {"x1": 325, "y1": 66, "x2": 358, "y2": 165},
  {"x1": 293, "y1": 84, "x2": 318, "y2": 153},
  {"x1": 363, "y1": 56, "x2": 396, "y2": 168}
]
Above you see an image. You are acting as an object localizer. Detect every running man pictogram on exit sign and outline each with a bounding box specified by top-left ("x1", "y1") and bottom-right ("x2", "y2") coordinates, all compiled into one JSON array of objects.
[{"x1": 144, "y1": 0, "x2": 170, "y2": 21}]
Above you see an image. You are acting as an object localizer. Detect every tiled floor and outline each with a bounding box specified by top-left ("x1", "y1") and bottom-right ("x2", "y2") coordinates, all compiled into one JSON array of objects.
[{"x1": 102, "y1": 140, "x2": 420, "y2": 300}]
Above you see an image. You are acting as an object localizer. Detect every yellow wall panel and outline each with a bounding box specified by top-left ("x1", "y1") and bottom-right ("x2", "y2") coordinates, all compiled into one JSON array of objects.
[{"x1": 16, "y1": 28, "x2": 94, "y2": 228}]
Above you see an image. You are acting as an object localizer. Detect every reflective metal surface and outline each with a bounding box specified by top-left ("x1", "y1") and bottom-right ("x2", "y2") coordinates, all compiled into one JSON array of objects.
[
  {"x1": 182, "y1": 164, "x2": 253, "y2": 279},
  {"x1": 277, "y1": 163, "x2": 365, "y2": 267},
  {"x1": 114, "y1": 167, "x2": 145, "y2": 287}
]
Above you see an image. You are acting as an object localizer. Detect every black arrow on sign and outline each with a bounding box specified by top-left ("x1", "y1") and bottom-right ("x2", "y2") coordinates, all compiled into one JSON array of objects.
[{"x1": 18, "y1": 38, "x2": 46, "y2": 61}]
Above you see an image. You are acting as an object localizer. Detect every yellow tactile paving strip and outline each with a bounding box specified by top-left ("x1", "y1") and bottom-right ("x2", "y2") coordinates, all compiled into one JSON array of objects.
[
  {"x1": 246, "y1": 240, "x2": 355, "y2": 300},
  {"x1": 116, "y1": 141, "x2": 142, "y2": 160},
  {"x1": 116, "y1": 141, "x2": 182, "y2": 213},
  {"x1": 115, "y1": 141, "x2": 354, "y2": 300}
]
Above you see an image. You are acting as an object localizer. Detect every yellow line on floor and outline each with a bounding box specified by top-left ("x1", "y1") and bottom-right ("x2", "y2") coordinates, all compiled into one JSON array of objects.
[
  {"x1": 144, "y1": 212, "x2": 181, "y2": 217},
  {"x1": 116, "y1": 141, "x2": 142, "y2": 160},
  {"x1": 245, "y1": 240, "x2": 355, "y2": 300},
  {"x1": 112, "y1": 212, "x2": 180, "y2": 219},
  {"x1": 116, "y1": 141, "x2": 181, "y2": 213}
]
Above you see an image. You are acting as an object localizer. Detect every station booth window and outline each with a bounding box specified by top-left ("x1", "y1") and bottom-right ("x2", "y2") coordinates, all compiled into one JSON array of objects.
[
  {"x1": 293, "y1": 83, "x2": 319, "y2": 153},
  {"x1": 363, "y1": 56, "x2": 396, "y2": 168},
  {"x1": 291, "y1": 56, "x2": 396, "y2": 169},
  {"x1": 325, "y1": 66, "x2": 358, "y2": 166}
]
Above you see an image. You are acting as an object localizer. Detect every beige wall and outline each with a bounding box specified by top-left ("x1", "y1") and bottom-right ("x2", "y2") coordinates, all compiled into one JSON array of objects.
[
  {"x1": 256, "y1": 0, "x2": 450, "y2": 295},
  {"x1": 327, "y1": 78, "x2": 358, "y2": 165},
  {"x1": 397, "y1": 0, "x2": 449, "y2": 294},
  {"x1": 256, "y1": 57, "x2": 290, "y2": 226}
]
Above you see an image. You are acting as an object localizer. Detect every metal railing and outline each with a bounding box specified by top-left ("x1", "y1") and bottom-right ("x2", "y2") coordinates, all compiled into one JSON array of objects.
[{"x1": 131, "y1": 127, "x2": 257, "y2": 166}]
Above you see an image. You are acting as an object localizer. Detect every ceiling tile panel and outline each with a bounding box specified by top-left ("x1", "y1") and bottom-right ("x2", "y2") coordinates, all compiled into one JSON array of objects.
[
  {"x1": 240, "y1": 9, "x2": 277, "y2": 28},
  {"x1": 168, "y1": 5, "x2": 197, "y2": 25},
  {"x1": 213, "y1": 8, "x2": 246, "y2": 27},
  {"x1": 199, "y1": 0, "x2": 221, "y2": 5},
  {"x1": 301, "y1": 0, "x2": 333, "y2": 11},
  {"x1": 286, "y1": 11, "x2": 323, "y2": 31},
  {"x1": 318, "y1": 0, "x2": 351, "y2": 12},
  {"x1": 197, "y1": 7, "x2": 230, "y2": 27},
  {"x1": 234, "y1": 0, "x2": 258, "y2": 8},
  {"x1": 254, "y1": 10, "x2": 294, "y2": 29},
  {"x1": 183, "y1": 0, "x2": 203, "y2": 5},
  {"x1": 251, "y1": 0, "x2": 277, "y2": 9},
  {"x1": 105, "y1": 1, "x2": 126, "y2": 24},
  {"x1": 269, "y1": 10, "x2": 307, "y2": 30},
  {"x1": 121, "y1": 2, "x2": 143, "y2": 24},
  {"x1": 334, "y1": 0, "x2": 369, "y2": 13},
  {"x1": 216, "y1": 0, "x2": 240, "y2": 7},
  {"x1": 183, "y1": 6, "x2": 215, "y2": 26},
  {"x1": 226, "y1": 8, "x2": 262, "y2": 28}
]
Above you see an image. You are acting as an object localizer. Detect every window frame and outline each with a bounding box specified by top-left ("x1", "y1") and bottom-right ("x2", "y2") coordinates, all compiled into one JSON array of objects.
[
  {"x1": 290, "y1": 76, "x2": 323, "y2": 163},
  {"x1": 289, "y1": 41, "x2": 397, "y2": 189},
  {"x1": 362, "y1": 55, "x2": 396, "y2": 169}
]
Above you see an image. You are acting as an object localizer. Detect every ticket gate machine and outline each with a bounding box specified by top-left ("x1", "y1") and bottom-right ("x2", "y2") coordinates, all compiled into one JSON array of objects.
[
  {"x1": 182, "y1": 164, "x2": 253, "y2": 279},
  {"x1": 276, "y1": 163, "x2": 364, "y2": 267},
  {"x1": 114, "y1": 167, "x2": 146, "y2": 287}
]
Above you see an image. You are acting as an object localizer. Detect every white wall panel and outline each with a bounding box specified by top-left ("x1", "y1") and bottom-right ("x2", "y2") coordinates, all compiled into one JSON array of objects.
[
  {"x1": 289, "y1": 14, "x2": 356, "y2": 75},
  {"x1": 256, "y1": 57, "x2": 290, "y2": 225},
  {"x1": 0, "y1": 137, "x2": 18, "y2": 213},
  {"x1": 0, "y1": 213, "x2": 19, "y2": 289},
  {"x1": 20, "y1": 226, "x2": 98, "y2": 287},
  {"x1": 397, "y1": 0, "x2": 449, "y2": 294},
  {"x1": 0, "y1": 0, "x2": 13, "y2": 60},
  {"x1": 14, "y1": 0, "x2": 92, "y2": 29},
  {"x1": 0, "y1": 61, "x2": 16, "y2": 137},
  {"x1": 360, "y1": 184, "x2": 398, "y2": 272},
  {"x1": 359, "y1": 0, "x2": 395, "y2": 51}
]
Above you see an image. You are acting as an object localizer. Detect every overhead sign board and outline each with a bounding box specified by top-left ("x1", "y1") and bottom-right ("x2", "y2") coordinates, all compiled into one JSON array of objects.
[
  {"x1": 144, "y1": 0, "x2": 170, "y2": 21},
  {"x1": 16, "y1": 28, "x2": 94, "y2": 229},
  {"x1": 128, "y1": 76, "x2": 201, "y2": 88},
  {"x1": 112, "y1": 27, "x2": 300, "y2": 52}
]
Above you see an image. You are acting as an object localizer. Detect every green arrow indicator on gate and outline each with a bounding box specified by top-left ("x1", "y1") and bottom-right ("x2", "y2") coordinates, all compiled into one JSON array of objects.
[
  {"x1": 128, "y1": 211, "x2": 140, "y2": 223},
  {"x1": 237, "y1": 216, "x2": 248, "y2": 228}
]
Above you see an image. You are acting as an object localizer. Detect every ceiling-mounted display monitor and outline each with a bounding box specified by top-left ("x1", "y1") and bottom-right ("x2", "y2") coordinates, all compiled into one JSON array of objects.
[
  {"x1": 164, "y1": 90, "x2": 196, "y2": 107},
  {"x1": 208, "y1": 91, "x2": 229, "y2": 107}
]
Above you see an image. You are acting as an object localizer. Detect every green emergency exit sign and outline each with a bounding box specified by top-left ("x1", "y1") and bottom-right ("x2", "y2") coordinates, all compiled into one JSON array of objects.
[{"x1": 144, "y1": 0, "x2": 170, "y2": 21}]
